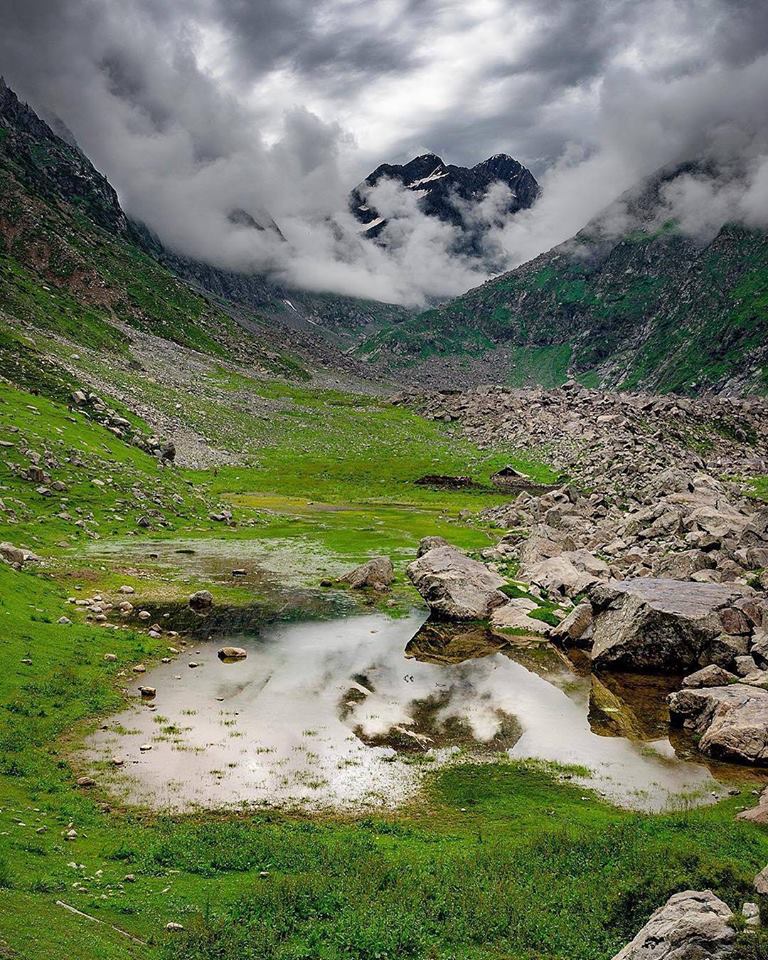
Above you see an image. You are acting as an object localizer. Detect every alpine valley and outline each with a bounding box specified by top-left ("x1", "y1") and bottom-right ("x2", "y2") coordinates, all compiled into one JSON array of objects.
[{"x1": 1, "y1": 67, "x2": 768, "y2": 960}]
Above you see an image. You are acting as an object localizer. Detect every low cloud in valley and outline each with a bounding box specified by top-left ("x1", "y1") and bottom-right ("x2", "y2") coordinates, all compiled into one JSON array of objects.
[{"x1": 1, "y1": 0, "x2": 768, "y2": 304}]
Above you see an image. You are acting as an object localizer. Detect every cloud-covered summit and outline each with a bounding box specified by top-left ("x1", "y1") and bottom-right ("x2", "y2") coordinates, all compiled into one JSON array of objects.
[{"x1": 1, "y1": 0, "x2": 768, "y2": 305}]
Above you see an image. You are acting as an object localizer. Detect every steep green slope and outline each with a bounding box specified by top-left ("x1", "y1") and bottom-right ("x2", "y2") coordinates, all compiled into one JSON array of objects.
[
  {"x1": 358, "y1": 171, "x2": 768, "y2": 395},
  {"x1": 0, "y1": 79, "x2": 400, "y2": 384}
]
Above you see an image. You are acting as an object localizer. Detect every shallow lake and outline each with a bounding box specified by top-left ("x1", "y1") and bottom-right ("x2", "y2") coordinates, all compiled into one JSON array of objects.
[{"x1": 85, "y1": 609, "x2": 754, "y2": 814}]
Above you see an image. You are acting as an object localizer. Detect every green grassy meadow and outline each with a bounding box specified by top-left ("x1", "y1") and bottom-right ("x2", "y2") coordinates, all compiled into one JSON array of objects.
[{"x1": 1, "y1": 370, "x2": 767, "y2": 960}]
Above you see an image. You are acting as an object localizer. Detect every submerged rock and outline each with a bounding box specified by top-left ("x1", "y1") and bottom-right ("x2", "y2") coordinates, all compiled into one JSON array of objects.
[
  {"x1": 407, "y1": 545, "x2": 507, "y2": 620},
  {"x1": 610, "y1": 889, "x2": 735, "y2": 960},
  {"x1": 339, "y1": 556, "x2": 394, "y2": 591},
  {"x1": 668, "y1": 684, "x2": 768, "y2": 764}
]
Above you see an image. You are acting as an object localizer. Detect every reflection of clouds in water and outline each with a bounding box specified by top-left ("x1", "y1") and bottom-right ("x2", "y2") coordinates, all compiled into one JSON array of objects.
[{"x1": 86, "y1": 612, "x2": 721, "y2": 813}]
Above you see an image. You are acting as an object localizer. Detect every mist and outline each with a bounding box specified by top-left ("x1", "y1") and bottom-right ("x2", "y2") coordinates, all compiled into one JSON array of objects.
[{"x1": 1, "y1": 0, "x2": 768, "y2": 306}]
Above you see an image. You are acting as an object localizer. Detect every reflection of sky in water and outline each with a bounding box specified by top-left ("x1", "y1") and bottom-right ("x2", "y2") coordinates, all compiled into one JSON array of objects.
[{"x1": 86, "y1": 611, "x2": 722, "y2": 813}]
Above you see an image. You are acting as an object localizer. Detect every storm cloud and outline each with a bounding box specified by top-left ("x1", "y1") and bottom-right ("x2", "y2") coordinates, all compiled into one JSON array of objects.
[{"x1": 1, "y1": 0, "x2": 768, "y2": 304}]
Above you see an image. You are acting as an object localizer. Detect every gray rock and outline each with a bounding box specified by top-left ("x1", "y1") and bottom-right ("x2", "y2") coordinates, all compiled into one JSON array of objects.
[
  {"x1": 668, "y1": 684, "x2": 768, "y2": 764},
  {"x1": 654, "y1": 550, "x2": 717, "y2": 580},
  {"x1": 416, "y1": 536, "x2": 450, "y2": 558},
  {"x1": 737, "y1": 786, "x2": 768, "y2": 824},
  {"x1": 218, "y1": 646, "x2": 247, "y2": 660},
  {"x1": 682, "y1": 665, "x2": 739, "y2": 688},
  {"x1": 522, "y1": 555, "x2": 598, "y2": 598},
  {"x1": 590, "y1": 579, "x2": 753, "y2": 672},
  {"x1": 755, "y1": 866, "x2": 768, "y2": 896},
  {"x1": 610, "y1": 889, "x2": 735, "y2": 960},
  {"x1": 0, "y1": 541, "x2": 42, "y2": 567},
  {"x1": 490, "y1": 599, "x2": 549, "y2": 635},
  {"x1": 189, "y1": 590, "x2": 213, "y2": 611},
  {"x1": 550, "y1": 602, "x2": 593, "y2": 645},
  {"x1": 751, "y1": 630, "x2": 768, "y2": 668},
  {"x1": 407, "y1": 546, "x2": 507, "y2": 620},
  {"x1": 340, "y1": 556, "x2": 394, "y2": 590}
]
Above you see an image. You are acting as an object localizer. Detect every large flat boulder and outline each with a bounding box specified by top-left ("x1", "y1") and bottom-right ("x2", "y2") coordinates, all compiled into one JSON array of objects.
[
  {"x1": 668, "y1": 684, "x2": 768, "y2": 765},
  {"x1": 590, "y1": 579, "x2": 753, "y2": 672},
  {"x1": 490, "y1": 598, "x2": 549, "y2": 635},
  {"x1": 610, "y1": 890, "x2": 735, "y2": 960},
  {"x1": 407, "y1": 545, "x2": 507, "y2": 621}
]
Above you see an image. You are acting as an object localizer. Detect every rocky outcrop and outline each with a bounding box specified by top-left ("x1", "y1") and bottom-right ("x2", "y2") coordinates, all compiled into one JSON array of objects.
[
  {"x1": 340, "y1": 556, "x2": 394, "y2": 591},
  {"x1": 668, "y1": 684, "x2": 768, "y2": 765},
  {"x1": 407, "y1": 545, "x2": 508, "y2": 620},
  {"x1": 610, "y1": 890, "x2": 735, "y2": 960},
  {"x1": 590, "y1": 579, "x2": 754, "y2": 672}
]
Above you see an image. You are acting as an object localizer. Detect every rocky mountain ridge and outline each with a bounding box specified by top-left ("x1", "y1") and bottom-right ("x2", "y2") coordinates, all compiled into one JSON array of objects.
[
  {"x1": 350, "y1": 151, "x2": 539, "y2": 251},
  {"x1": 360, "y1": 163, "x2": 768, "y2": 396}
]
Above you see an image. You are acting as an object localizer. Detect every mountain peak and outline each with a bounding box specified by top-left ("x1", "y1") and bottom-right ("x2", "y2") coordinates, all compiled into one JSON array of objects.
[{"x1": 350, "y1": 151, "x2": 540, "y2": 247}]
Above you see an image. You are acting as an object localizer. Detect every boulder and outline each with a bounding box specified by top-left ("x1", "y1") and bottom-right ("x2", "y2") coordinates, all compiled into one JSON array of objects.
[
  {"x1": 518, "y1": 525, "x2": 568, "y2": 566},
  {"x1": 550, "y1": 602, "x2": 593, "y2": 645},
  {"x1": 189, "y1": 590, "x2": 213, "y2": 611},
  {"x1": 682, "y1": 665, "x2": 739, "y2": 688},
  {"x1": 654, "y1": 550, "x2": 717, "y2": 581},
  {"x1": 416, "y1": 536, "x2": 450, "y2": 558},
  {"x1": 407, "y1": 546, "x2": 507, "y2": 620},
  {"x1": 218, "y1": 646, "x2": 247, "y2": 660},
  {"x1": 522, "y1": 555, "x2": 597, "y2": 599},
  {"x1": 737, "y1": 786, "x2": 768, "y2": 824},
  {"x1": 751, "y1": 630, "x2": 768, "y2": 668},
  {"x1": 590, "y1": 579, "x2": 753, "y2": 672},
  {"x1": 668, "y1": 684, "x2": 768, "y2": 764},
  {"x1": 0, "y1": 541, "x2": 41, "y2": 567},
  {"x1": 610, "y1": 890, "x2": 735, "y2": 960},
  {"x1": 755, "y1": 867, "x2": 768, "y2": 896},
  {"x1": 340, "y1": 556, "x2": 394, "y2": 591},
  {"x1": 490, "y1": 599, "x2": 549, "y2": 635}
]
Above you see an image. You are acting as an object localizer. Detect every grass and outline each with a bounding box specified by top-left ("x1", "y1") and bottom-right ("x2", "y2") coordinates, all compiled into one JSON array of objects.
[
  {"x1": 0, "y1": 376, "x2": 767, "y2": 960},
  {"x1": 0, "y1": 143, "x2": 766, "y2": 956}
]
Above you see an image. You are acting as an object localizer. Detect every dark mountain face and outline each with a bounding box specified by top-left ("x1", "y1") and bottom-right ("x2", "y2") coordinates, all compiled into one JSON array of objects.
[
  {"x1": 350, "y1": 152, "x2": 540, "y2": 250},
  {"x1": 0, "y1": 76, "x2": 128, "y2": 234}
]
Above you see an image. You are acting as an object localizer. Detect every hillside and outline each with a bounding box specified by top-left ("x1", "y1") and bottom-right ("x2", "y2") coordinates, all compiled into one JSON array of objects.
[
  {"x1": 0, "y1": 78, "x2": 407, "y2": 384},
  {"x1": 357, "y1": 165, "x2": 768, "y2": 395}
]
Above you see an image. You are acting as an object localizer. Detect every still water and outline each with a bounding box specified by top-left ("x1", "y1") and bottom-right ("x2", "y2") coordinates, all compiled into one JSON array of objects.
[{"x1": 86, "y1": 610, "x2": 742, "y2": 813}]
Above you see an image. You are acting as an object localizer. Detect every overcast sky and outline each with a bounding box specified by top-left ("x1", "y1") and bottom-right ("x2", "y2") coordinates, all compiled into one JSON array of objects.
[{"x1": 2, "y1": 0, "x2": 768, "y2": 304}]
